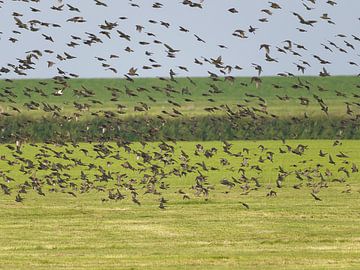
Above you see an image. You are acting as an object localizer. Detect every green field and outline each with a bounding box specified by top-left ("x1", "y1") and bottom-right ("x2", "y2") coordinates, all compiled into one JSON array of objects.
[
  {"x1": 1, "y1": 76, "x2": 359, "y2": 118},
  {"x1": 1, "y1": 140, "x2": 360, "y2": 269},
  {"x1": 1, "y1": 76, "x2": 360, "y2": 269},
  {"x1": 1, "y1": 76, "x2": 360, "y2": 142}
]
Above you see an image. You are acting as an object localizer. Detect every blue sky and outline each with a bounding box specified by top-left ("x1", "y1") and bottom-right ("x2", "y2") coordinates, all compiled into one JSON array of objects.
[{"x1": 0, "y1": 0, "x2": 359, "y2": 79}]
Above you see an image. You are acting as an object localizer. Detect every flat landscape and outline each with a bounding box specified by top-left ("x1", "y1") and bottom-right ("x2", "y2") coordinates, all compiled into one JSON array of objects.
[
  {"x1": 1, "y1": 0, "x2": 360, "y2": 269},
  {"x1": 1, "y1": 76, "x2": 360, "y2": 269},
  {"x1": 1, "y1": 76, "x2": 359, "y2": 118},
  {"x1": 1, "y1": 140, "x2": 359, "y2": 269},
  {"x1": 1, "y1": 76, "x2": 360, "y2": 142}
]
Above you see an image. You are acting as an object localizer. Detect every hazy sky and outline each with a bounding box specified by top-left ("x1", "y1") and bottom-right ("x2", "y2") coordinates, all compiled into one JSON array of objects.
[{"x1": 0, "y1": 0, "x2": 359, "y2": 79}]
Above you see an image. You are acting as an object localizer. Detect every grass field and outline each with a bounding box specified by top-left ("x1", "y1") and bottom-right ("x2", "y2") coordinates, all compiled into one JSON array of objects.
[
  {"x1": 1, "y1": 140, "x2": 360, "y2": 269},
  {"x1": 1, "y1": 75, "x2": 359, "y2": 269},
  {"x1": 2, "y1": 76, "x2": 359, "y2": 142},
  {"x1": 1, "y1": 76, "x2": 359, "y2": 118}
]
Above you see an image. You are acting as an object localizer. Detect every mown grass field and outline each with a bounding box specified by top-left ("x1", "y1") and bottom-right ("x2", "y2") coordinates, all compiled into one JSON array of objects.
[
  {"x1": 1, "y1": 76, "x2": 359, "y2": 118},
  {"x1": 1, "y1": 140, "x2": 360, "y2": 269}
]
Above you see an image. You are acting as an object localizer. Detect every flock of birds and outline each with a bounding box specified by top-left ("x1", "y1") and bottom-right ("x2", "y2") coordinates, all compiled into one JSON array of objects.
[
  {"x1": 0, "y1": 1, "x2": 359, "y2": 206},
  {"x1": 0, "y1": 139, "x2": 359, "y2": 208},
  {"x1": 0, "y1": 0, "x2": 358, "y2": 79}
]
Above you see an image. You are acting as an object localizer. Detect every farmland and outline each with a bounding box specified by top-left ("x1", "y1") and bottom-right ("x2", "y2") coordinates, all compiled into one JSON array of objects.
[
  {"x1": 1, "y1": 76, "x2": 359, "y2": 118},
  {"x1": 1, "y1": 0, "x2": 359, "y2": 268},
  {"x1": 1, "y1": 77, "x2": 360, "y2": 269},
  {"x1": 1, "y1": 76, "x2": 360, "y2": 142},
  {"x1": 1, "y1": 140, "x2": 360, "y2": 269}
]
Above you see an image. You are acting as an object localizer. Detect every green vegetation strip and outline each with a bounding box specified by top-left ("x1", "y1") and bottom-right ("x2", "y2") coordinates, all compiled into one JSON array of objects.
[{"x1": 1, "y1": 114, "x2": 359, "y2": 142}]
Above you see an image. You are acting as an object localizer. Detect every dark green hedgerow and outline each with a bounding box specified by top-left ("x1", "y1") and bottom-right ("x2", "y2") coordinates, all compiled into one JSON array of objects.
[{"x1": 0, "y1": 114, "x2": 359, "y2": 143}]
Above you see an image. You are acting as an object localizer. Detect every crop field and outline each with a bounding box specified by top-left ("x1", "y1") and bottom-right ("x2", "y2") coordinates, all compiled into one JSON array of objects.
[{"x1": 1, "y1": 140, "x2": 360, "y2": 269}]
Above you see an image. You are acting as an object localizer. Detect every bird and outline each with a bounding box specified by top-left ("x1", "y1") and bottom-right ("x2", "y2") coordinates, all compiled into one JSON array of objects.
[
  {"x1": 240, "y1": 202, "x2": 250, "y2": 209},
  {"x1": 311, "y1": 192, "x2": 322, "y2": 201}
]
